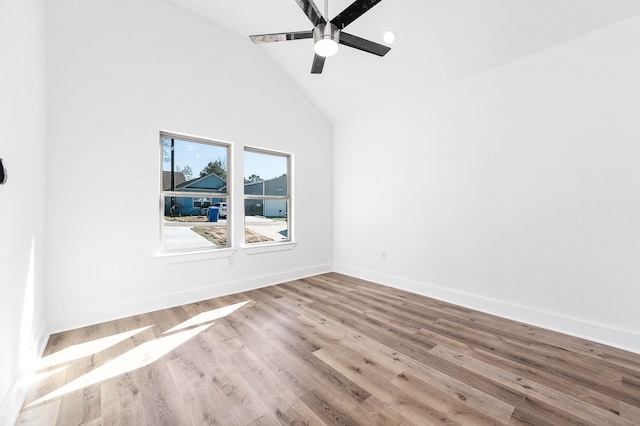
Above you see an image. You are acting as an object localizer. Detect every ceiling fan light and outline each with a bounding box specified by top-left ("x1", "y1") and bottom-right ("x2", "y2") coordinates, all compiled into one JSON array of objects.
[
  {"x1": 314, "y1": 39, "x2": 339, "y2": 57},
  {"x1": 383, "y1": 30, "x2": 396, "y2": 44},
  {"x1": 313, "y1": 23, "x2": 340, "y2": 57}
]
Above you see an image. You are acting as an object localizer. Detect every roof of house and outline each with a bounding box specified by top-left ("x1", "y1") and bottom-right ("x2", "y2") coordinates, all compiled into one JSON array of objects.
[
  {"x1": 162, "y1": 171, "x2": 187, "y2": 191},
  {"x1": 164, "y1": 171, "x2": 284, "y2": 195},
  {"x1": 175, "y1": 172, "x2": 227, "y2": 193}
]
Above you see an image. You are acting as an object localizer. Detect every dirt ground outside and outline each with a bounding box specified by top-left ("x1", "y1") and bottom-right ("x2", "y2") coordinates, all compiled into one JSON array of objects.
[
  {"x1": 165, "y1": 215, "x2": 277, "y2": 244},
  {"x1": 192, "y1": 226, "x2": 272, "y2": 245}
]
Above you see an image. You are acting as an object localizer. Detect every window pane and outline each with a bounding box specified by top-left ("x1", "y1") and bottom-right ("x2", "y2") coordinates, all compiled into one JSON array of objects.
[
  {"x1": 160, "y1": 133, "x2": 230, "y2": 253},
  {"x1": 245, "y1": 200, "x2": 288, "y2": 244},
  {"x1": 243, "y1": 148, "x2": 291, "y2": 245},
  {"x1": 243, "y1": 151, "x2": 288, "y2": 196},
  {"x1": 162, "y1": 137, "x2": 228, "y2": 194},
  {"x1": 162, "y1": 195, "x2": 228, "y2": 251}
]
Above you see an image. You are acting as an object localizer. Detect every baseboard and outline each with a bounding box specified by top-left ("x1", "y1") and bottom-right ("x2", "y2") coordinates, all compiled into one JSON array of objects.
[
  {"x1": 1, "y1": 320, "x2": 49, "y2": 426},
  {"x1": 47, "y1": 263, "x2": 333, "y2": 334},
  {"x1": 334, "y1": 263, "x2": 640, "y2": 354},
  {"x1": 41, "y1": 259, "x2": 640, "y2": 355}
]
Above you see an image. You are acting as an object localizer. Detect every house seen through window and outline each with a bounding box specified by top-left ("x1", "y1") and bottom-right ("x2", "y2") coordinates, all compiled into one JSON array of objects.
[
  {"x1": 161, "y1": 133, "x2": 230, "y2": 252},
  {"x1": 244, "y1": 148, "x2": 291, "y2": 245}
]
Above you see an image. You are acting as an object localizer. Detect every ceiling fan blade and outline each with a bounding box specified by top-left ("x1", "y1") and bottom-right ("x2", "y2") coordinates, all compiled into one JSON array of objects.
[
  {"x1": 330, "y1": 0, "x2": 383, "y2": 30},
  {"x1": 294, "y1": 0, "x2": 326, "y2": 26},
  {"x1": 311, "y1": 54, "x2": 326, "y2": 74},
  {"x1": 250, "y1": 31, "x2": 313, "y2": 44},
  {"x1": 339, "y1": 32, "x2": 390, "y2": 56}
]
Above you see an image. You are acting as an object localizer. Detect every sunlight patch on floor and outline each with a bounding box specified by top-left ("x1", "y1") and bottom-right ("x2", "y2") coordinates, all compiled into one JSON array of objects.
[
  {"x1": 29, "y1": 365, "x2": 70, "y2": 385},
  {"x1": 163, "y1": 300, "x2": 250, "y2": 334},
  {"x1": 39, "y1": 325, "x2": 154, "y2": 369},
  {"x1": 29, "y1": 323, "x2": 212, "y2": 406}
]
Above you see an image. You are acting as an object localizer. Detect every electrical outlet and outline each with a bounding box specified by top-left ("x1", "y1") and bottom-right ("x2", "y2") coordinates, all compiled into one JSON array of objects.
[
  {"x1": 381, "y1": 250, "x2": 387, "y2": 260},
  {"x1": 227, "y1": 257, "x2": 234, "y2": 267}
]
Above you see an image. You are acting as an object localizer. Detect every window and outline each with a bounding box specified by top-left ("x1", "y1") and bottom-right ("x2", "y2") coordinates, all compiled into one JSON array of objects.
[
  {"x1": 244, "y1": 148, "x2": 291, "y2": 245},
  {"x1": 193, "y1": 197, "x2": 212, "y2": 208},
  {"x1": 161, "y1": 132, "x2": 230, "y2": 252}
]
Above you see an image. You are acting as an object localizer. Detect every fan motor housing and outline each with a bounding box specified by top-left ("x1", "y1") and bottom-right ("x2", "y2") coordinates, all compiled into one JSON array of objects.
[{"x1": 313, "y1": 23, "x2": 340, "y2": 45}]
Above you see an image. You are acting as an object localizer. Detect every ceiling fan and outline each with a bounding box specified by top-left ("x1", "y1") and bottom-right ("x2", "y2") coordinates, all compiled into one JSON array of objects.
[{"x1": 249, "y1": 0, "x2": 391, "y2": 74}]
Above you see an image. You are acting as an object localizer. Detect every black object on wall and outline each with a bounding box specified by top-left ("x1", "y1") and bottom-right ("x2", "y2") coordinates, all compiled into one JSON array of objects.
[{"x1": 0, "y1": 158, "x2": 7, "y2": 184}]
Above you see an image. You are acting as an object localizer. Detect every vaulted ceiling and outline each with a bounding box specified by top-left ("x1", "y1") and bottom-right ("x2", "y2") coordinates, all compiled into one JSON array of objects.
[{"x1": 170, "y1": 0, "x2": 640, "y2": 124}]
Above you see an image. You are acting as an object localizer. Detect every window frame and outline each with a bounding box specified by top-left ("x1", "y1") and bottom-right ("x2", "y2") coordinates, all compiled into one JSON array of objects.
[
  {"x1": 243, "y1": 146, "x2": 292, "y2": 246},
  {"x1": 160, "y1": 131, "x2": 232, "y2": 253}
]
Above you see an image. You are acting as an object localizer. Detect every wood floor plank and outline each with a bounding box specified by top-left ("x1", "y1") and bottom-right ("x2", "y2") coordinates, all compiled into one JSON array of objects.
[
  {"x1": 313, "y1": 343, "x2": 464, "y2": 424},
  {"x1": 229, "y1": 344, "x2": 328, "y2": 425},
  {"x1": 426, "y1": 317, "x2": 640, "y2": 407},
  {"x1": 395, "y1": 363, "x2": 515, "y2": 423},
  {"x1": 472, "y1": 342, "x2": 631, "y2": 415},
  {"x1": 431, "y1": 344, "x2": 638, "y2": 426},
  {"x1": 53, "y1": 383, "x2": 101, "y2": 426},
  {"x1": 299, "y1": 389, "x2": 364, "y2": 426},
  {"x1": 308, "y1": 300, "x2": 437, "y2": 359},
  {"x1": 15, "y1": 399, "x2": 60, "y2": 426},
  {"x1": 165, "y1": 355, "x2": 233, "y2": 425},
  {"x1": 358, "y1": 395, "x2": 428, "y2": 426},
  {"x1": 389, "y1": 371, "x2": 505, "y2": 426},
  {"x1": 17, "y1": 272, "x2": 640, "y2": 425},
  {"x1": 620, "y1": 401, "x2": 640, "y2": 421},
  {"x1": 99, "y1": 372, "x2": 147, "y2": 426},
  {"x1": 133, "y1": 361, "x2": 192, "y2": 426},
  {"x1": 316, "y1": 320, "x2": 515, "y2": 424}
]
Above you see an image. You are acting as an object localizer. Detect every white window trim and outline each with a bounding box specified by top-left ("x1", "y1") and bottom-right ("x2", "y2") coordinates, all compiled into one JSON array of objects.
[
  {"x1": 160, "y1": 131, "x2": 232, "y2": 254},
  {"x1": 243, "y1": 146, "x2": 293, "y2": 246},
  {"x1": 156, "y1": 247, "x2": 237, "y2": 264},
  {"x1": 243, "y1": 241, "x2": 297, "y2": 254}
]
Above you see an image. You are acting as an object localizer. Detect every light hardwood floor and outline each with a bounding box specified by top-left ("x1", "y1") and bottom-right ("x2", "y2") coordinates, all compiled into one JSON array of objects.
[{"x1": 17, "y1": 273, "x2": 640, "y2": 425}]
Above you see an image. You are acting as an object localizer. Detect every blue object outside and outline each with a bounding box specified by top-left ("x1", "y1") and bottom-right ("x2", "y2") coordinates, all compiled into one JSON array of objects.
[{"x1": 208, "y1": 207, "x2": 219, "y2": 222}]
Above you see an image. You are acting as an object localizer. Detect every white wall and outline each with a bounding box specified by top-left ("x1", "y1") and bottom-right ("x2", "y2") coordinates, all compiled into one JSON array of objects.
[
  {"x1": 45, "y1": 0, "x2": 333, "y2": 331},
  {"x1": 334, "y1": 15, "x2": 640, "y2": 353},
  {"x1": 0, "y1": 0, "x2": 48, "y2": 422}
]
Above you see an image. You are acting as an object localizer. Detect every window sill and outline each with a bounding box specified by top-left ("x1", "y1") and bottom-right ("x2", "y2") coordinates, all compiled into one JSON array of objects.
[
  {"x1": 243, "y1": 241, "x2": 297, "y2": 255},
  {"x1": 156, "y1": 241, "x2": 296, "y2": 263},
  {"x1": 156, "y1": 247, "x2": 236, "y2": 264}
]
